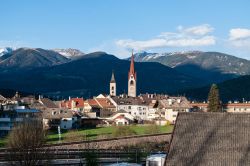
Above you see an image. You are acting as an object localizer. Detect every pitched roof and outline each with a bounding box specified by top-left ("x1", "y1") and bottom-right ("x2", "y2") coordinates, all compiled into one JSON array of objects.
[
  {"x1": 110, "y1": 71, "x2": 116, "y2": 83},
  {"x1": 42, "y1": 108, "x2": 73, "y2": 119},
  {"x1": 159, "y1": 97, "x2": 191, "y2": 109},
  {"x1": 165, "y1": 112, "x2": 250, "y2": 166},
  {"x1": 111, "y1": 95, "x2": 150, "y2": 106},
  {"x1": 61, "y1": 98, "x2": 84, "y2": 109},
  {"x1": 40, "y1": 98, "x2": 58, "y2": 108},
  {"x1": 95, "y1": 98, "x2": 115, "y2": 108},
  {"x1": 86, "y1": 99, "x2": 100, "y2": 108}
]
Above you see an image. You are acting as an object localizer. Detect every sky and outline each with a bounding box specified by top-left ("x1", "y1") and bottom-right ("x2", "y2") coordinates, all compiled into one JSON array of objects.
[{"x1": 0, "y1": 0, "x2": 250, "y2": 58}]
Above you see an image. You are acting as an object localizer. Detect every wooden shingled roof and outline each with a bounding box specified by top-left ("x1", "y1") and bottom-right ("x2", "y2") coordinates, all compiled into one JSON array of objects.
[{"x1": 165, "y1": 112, "x2": 250, "y2": 166}]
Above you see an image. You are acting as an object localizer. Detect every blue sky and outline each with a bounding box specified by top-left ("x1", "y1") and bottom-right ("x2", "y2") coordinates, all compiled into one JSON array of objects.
[{"x1": 1, "y1": 0, "x2": 250, "y2": 58}]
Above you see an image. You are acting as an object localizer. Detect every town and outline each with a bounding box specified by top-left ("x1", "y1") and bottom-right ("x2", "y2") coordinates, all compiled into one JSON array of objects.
[
  {"x1": 1, "y1": 0, "x2": 250, "y2": 165},
  {"x1": 1, "y1": 53, "x2": 250, "y2": 165},
  {"x1": 1, "y1": 53, "x2": 249, "y2": 137}
]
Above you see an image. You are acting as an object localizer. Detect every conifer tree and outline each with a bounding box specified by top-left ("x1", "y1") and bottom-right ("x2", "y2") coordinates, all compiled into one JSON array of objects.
[{"x1": 207, "y1": 84, "x2": 222, "y2": 112}]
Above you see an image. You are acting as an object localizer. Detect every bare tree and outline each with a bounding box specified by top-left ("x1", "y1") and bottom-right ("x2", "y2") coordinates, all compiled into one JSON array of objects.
[{"x1": 7, "y1": 119, "x2": 50, "y2": 166}]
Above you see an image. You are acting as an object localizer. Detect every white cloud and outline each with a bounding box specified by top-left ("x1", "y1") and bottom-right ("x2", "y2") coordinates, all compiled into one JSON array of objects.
[
  {"x1": 229, "y1": 28, "x2": 250, "y2": 41},
  {"x1": 116, "y1": 24, "x2": 216, "y2": 51},
  {"x1": 179, "y1": 24, "x2": 214, "y2": 36},
  {"x1": 228, "y1": 28, "x2": 250, "y2": 49},
  {"x1": 117, "y1": 36, "x2": 215, "y2": 50}
]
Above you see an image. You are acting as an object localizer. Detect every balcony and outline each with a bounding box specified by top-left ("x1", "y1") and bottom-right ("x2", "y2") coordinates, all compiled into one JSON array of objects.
[{"x1": 0, "y1": 118, "x2": 11, "y2": 122}]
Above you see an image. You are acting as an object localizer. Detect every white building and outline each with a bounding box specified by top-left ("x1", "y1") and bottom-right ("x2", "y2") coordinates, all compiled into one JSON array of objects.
[{"x1": 107, "y1": 110, "x2": 135, "y2": 125}]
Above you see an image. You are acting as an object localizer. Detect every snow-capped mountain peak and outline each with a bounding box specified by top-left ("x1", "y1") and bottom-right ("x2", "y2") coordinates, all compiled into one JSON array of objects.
[
  {"x1": 52, "y1": 48, "x2": 84, "y2": 59},
  {"x1": 0, "y1": 47, "x2": 13, "y2": 56}
]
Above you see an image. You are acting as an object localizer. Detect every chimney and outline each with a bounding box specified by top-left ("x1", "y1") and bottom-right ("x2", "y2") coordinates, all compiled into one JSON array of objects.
[
  {"x1": 168, "y1": 99, "x2": 173, "y2": 105},
  {"x1": 177, "y1": 98, "x2": 181, "y2": 103}
]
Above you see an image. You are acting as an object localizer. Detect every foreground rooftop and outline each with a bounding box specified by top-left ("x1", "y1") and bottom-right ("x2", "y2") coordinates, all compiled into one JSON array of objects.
[{"x1": 165, "y1": 112, "x2": 250, "y2": 166}]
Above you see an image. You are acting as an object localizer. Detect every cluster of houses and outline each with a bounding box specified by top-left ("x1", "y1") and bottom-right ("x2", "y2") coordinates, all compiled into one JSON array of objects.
[
  {"x1": 1, "y1": 52, "x2": 250, "y2": 138},
  {"x1": 0, "y1": 92, "x2": 190, "y2": 136}
]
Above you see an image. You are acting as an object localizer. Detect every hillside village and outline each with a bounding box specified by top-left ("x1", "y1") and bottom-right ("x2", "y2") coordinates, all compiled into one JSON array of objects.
[{"x1": 1, "y1": 52, "x2": 250, "y2": 137}]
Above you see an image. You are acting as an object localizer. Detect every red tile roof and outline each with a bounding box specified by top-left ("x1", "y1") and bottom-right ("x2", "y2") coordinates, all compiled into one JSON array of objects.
[
  {"x1": 95, "y1": 98, "x2": 115, "y2": 108},
  {"x1": 86, "y1": 99, "x2": 99, "y2": 107},
  {"x1": 61, "y1": 98, "x2": 84, "y2": 109}
]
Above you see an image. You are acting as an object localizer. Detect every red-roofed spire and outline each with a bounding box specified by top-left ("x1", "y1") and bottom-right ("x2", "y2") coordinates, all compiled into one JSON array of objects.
[{"x1": 128, "y1": 50, "x2": 136, "y2": 80}]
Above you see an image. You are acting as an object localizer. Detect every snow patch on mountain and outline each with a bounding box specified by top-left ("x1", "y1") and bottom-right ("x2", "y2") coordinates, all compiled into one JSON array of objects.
[
  {"x1": 52, "y1": 48, "x2": 84, "y2": 59},
  {"x1": 0, "y1": 47, "x2": 13, "y2": 56}
]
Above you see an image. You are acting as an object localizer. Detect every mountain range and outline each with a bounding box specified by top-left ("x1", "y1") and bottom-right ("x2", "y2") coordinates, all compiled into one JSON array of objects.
[
  {"x1": 0, "y1": 49, "x2": 204, "y2": 98},
  {"x1": 133, "y1": 51, "x2": 250, "y2": 84},
  {"x1": 0, "y1": 47, "x2": 250, "y2": 101},
  {"x1": 0, "y1": 48, "x2": 69, "y2": 70}
]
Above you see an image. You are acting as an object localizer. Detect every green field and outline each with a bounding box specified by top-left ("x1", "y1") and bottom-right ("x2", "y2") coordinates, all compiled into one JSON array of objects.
[{"x1": 0, "y1": 125, "x2": 174, "y2": 147}]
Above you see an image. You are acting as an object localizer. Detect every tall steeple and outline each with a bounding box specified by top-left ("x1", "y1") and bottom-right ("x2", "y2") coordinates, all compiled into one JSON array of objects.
[
  {"x1": 110, "y1": 70, "x2": 116, "y2": 83},
  {"x1": 110, "y1": 70, "x2": 116, "y2": 96},
  {"x1": 128, "y1": 51, "x2": 136, "y2": 79},
  {"x1": 128, "y1": 51, "x2": 137, "y2": 97}
]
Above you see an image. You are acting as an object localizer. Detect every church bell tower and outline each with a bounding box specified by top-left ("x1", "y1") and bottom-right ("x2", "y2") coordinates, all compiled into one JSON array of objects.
[
  {"x1": 110, "y1": 71, "x2": 116, "y2": 96},
  {"x1": 128, "y1": 51, "x2": 136, "y2": 97}
]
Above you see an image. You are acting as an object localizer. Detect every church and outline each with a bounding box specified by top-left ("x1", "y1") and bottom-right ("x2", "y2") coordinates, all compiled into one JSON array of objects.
[{"x1": 109, "y1": 52, "x2": 137, "y2": 97}]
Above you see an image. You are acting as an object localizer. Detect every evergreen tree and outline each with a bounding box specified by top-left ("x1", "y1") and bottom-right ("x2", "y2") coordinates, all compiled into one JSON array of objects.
[{"x1": 207, "y1": 84, "x2": 222, "y2": 112}]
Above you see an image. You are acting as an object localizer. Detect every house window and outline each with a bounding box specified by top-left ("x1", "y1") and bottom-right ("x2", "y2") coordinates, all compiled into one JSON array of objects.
[
  {"x1": 111, "y1": 86, "x2": 114, "y2": 90},
  {"x1": 128, "y1": 106, "x2": 131, "y2": 109},
  {"x1": 130, "y1": 80, "x2": 134, "y2": 85}
]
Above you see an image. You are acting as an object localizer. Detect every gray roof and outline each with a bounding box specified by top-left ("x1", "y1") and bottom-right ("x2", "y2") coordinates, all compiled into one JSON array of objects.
[
  {"x1": 42, "y1": 108, "x2": 73, "y2": 119},
  {"x1": 110, "y1": 71, "x2": 116, "y2": 83},
  {"x1": 165, "y1": 112, "x2": 250, "y2": 166},
  {"x1": 159, "y1": 97, "x2": 191, "y2": 109},
  {"x1": 40, "y1": 98, "x2": 58, "y2": 108}
]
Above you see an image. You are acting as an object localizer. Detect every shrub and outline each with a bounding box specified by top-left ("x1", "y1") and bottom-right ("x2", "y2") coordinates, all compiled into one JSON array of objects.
[{"x1": 7, "y1": 119, "x2": 50, "y2": 166}]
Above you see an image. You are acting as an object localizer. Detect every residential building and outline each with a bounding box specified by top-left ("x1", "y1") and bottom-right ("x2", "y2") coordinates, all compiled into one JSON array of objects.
[
  {"x1": 61, "y1": 97, "x2": 84, "y2": 112},
  {"x1": 94, "y1": 95, "x2": 116, "y2": 117},
  {"x1": 110, "y1": 94, "x2": 150, "y2": 120},
  {"x1": 107, "y1": 110, "x2": 135, "y2": 125},
  {"x1": 32, "y1": 97, "x2": 78, "y2": 129},
  {"x1": 190, "y1": 101, "x2": 250, "y2": 112},
  {"x1": 84, "y1": 99, "x2": 101, "y2": 116},
  {"x1": 158, "y1": 97, "x2": 191, "y2": 124},
  {"x1": 0, "y1": 103, "x2": 41, "y2": 136}
]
